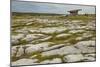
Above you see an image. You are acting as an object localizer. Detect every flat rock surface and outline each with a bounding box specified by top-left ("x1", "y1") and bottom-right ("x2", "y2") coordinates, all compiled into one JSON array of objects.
[
  {"x1": 11, "y1": 14, "x2": 96, "y2": 66},
  {"x1": 12, "y1": 59, "x2": 38, "y2": 66},
  {"x1": 63, "y1": 54, "x2": 84, "y2": 62}
]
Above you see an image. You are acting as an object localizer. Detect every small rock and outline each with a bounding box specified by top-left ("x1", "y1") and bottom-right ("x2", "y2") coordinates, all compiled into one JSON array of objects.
[
  {"x1": 42, "y1": 45, "x2": 81, "y2": 56},
  {"x1": 16, "y1": 46, "x2": 24, "y2": 57},
  {"x1": 12, "y1": 58, "x2": 38, "y2": 66},
  {"x1": 84, "y1": 54, "x2": 96, "y2": 57},
  {"x1": 56, "y1": 34, "x2": 71, "y2": 38},
  {"x1": 39, "y1": 27, "x2": 67, "y2": 34},
  {"x1": 29, "y1": 29, "x2": 40, "y2": 33},
  {"x1": 25, "y1": 45, "x2": 42, "y2": 54},
  {"x1": 82, "y1": 32, "x2": 93, "y2": 38},
  {"x1": 74, "y1": 41, "x2": 95, "y2": 53},
  {"x1": 11, "y1": 39, "x2": 19, "y2": 45},
  {"x1": 38, "y1": 36, "x2": 52, "y2": 41},
  {"x1": 71, "y1": 20, "x2": 82, "y2": 23},
  {"x1": 75, "y1": 41, "x2": 96, "y2": 47},
  {"x1": 15, "y1": 27, "x2": 29, "y2": 34},
  {"x1": 26, "y1": 22, "x2": 33, "y2": 25},
  {"x1": 40, "y1": 58, "x2": 62, "y2": 64},
  {"x1": 59, "y1": 46, "x2": 81, "y2": 55},
  {"x1": 11, "y1": 34, "x2": 25, "y2": 45},
  {"x1": 69, "y1": 30, "x2": 84, "y2": 34},
  {"x1": 43, "y1": 44, "x2": 66, "y2": 51},
  {"x1": 84, "y1": 56, "x2": 95, "y2": 61},
  {"x1": 63, "y1": 54, "x2": 84, "y2": 62},
  {"x1": 25, "y1": 42, "x2": 52, "y2": 54},
  {"x1": 50, "y1": 58, "x2": 62, "y2": 63},
  {"x1": 11, "y1": 34, "x2": 25, "y2": 40},
  {"x1": 23, "y1": 34, "x2": 47, "y2": 42},
  {"x1": 11, "y1": 46, "x2": 17, "y2": 57},
  {"x1": 40, "y1": 60, "x2": 50, "y2": 64},
  {"x1": 75, "y1": 37, "x2": 83, "y2": 41}
]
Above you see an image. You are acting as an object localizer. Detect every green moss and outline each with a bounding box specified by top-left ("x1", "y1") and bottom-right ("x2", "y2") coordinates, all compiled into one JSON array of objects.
[
  {"x1": 67, "y1": 15, "x2": 95, "y2": 22},
  {"x1": 35, "y1": 55, "x2": 64, "y2": 63},
  {"x1": 66, "y1": 33, "x2": 80, "y2": 44},
  {"x1": 11, "y1": 57, "x2": 20, "y2": 62},
  {"x1": 11, "y1": 32, "x2": 19, "y2": 35}
]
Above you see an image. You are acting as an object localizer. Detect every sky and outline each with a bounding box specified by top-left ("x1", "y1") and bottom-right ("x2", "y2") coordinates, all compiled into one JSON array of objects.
[{"x1": 11, "y1": 0, "x2": 95, "y2": 14}]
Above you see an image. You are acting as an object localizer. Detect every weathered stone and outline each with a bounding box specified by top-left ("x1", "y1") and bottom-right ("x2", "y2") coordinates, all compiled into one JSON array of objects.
[
  {"x1": 11, "y1": 34, "x2": 25, "y2": 45},
  {"x1": 82, "y1": 32, "x2": 93, "y2": 38},
  {"x1": 84, "y1": 54, "x2": 96, "y2": 57},
  {"x1": 40, "y1": 58, "x2": 62, "y2": 64},
  {"x1": 75, "y1": 37, "x2": 83, "y2": 41},
  {"x1": 84, "y1": 56, "x2": 95, "y2": 61},
  {"x1": 25, "y1": 45, "x2": 42, "y2": 54},
  {"x1": 63, "y1": 54, "x2": 84, "y2": 62},
  {"x1": 69, "y1": 30, "x2": 84, "y2": 34},
  {"x1": 74, "y1": 41, "x2": 95, "y2": 47},
  {"x1": 74, "y1": 41, "x2": 95, "y2": 53},
  {"x1": 12, "y1": 34, "x2": 25, "y2": 40},
  {"x1": 71, "y1": 20, "x2": 82, "y2": 23},
  {"x1": 15, "y1": 27, "x2": 29, "y2": 34},
  {"x1": 26, "y1": 22, "x2": 33, "y2": 25},
  {"x1": 38, "y1": 36, "x2": 52, "y2": 41},
  {"x1": 39, "y1": 27, "x2": 67, "y2": 34},
  {"x1": 16, "y1": 46, "x2": 24, "y2": 57},
  {"x1": 42, "y1": 45, "x2": 81, "y2": 56},
  {"x1": 23, "y1": 34, "x2": 47, "y2": 42},
  {"x1": 12, "y1": 59, "x2": 38, "y2": 66},
  {"x1": 43, "y1": 44, "x2": 66, "y2": 51},
  {"x1": 40, "y1": 60, "x2": 50, "y2": 64},
  {"x1": 11, "y1": 39, "x2": 19, "y2": 45},
  {"x1": 11, "y1": 46, "x2": 17, "y2": 57},
  {"x1": 59, "y1": 46, "x2": 81, "y2": 55},
  {"x1": 49, "y1": 58, "x2": 62, "y2": 63},
  {"x1": 25, "y1": 42, "x2": 52, "y2": 54},
  {"x1": 56, "y1": 34, "x2": 71, "y2": 38},
  {"x1": 29, "y1": 29, "x2": 40, "y2": 33}
]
